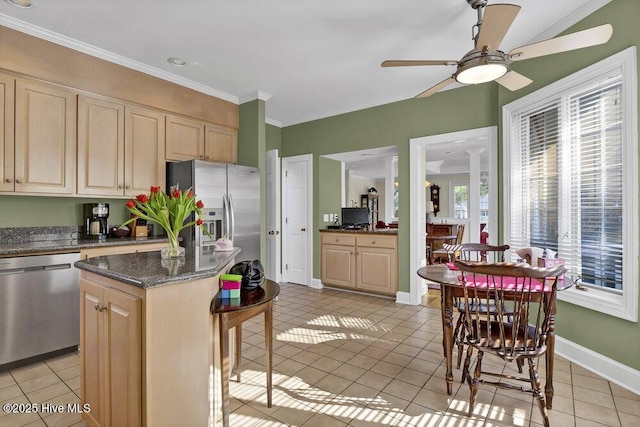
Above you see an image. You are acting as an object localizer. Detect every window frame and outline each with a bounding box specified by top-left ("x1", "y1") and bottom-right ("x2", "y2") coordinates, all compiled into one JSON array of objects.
[
  {"x1": 450, "y1": 181, "x2": 469, "y2": 219},
  {"x1": 502, "y1": 47, "x2": 638, "y2": 322}
]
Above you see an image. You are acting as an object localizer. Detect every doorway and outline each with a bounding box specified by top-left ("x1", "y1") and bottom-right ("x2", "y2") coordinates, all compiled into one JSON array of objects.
[
  {"x1": 408, "y1": 126, "x2": 498, "y2": 305},
  {"x1": 281, "y1": 154, "x2": 313, "y2": 286}
]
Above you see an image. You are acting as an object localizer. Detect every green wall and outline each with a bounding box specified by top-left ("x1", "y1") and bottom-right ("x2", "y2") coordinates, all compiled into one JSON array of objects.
[
  {"x1": 266, "y1": 124, "x2": 282, "y2": 152},
  {"x1": 496, "y1": 0, "x2": 640, "y2": 370},
  {"x1": 0, "y1": 195, "x2": 130, "y2": 228},
  {"x1": 281, "y1": 83, "x2": 498, "y2": 295}
]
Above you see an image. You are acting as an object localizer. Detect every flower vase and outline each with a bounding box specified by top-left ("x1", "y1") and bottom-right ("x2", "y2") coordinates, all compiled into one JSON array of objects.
[{"x1": 161, "y1": 235, "x2": 185, "y2": 259}]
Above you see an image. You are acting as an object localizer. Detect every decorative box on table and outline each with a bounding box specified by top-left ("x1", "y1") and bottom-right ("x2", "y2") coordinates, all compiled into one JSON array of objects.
[
  {"x1": 220, "y1": 273, "x2": 242, "y2": 300},
  {"x1": 537, "y1": 257, "x2": 565, "y2": 268}
]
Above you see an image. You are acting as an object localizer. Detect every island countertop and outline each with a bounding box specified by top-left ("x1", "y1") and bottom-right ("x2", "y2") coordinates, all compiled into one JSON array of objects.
[{"x1": 74, "y1": 246, "x2": 241, "y2": 288}]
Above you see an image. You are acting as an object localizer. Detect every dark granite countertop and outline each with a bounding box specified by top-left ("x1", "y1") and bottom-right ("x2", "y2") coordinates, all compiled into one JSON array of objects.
[
  {"x1": 319, "y1": 228, "x2": 398, "y2": 235},
  {"x1": 74, "y1": 246, "x2": 241, "y2": 289}
]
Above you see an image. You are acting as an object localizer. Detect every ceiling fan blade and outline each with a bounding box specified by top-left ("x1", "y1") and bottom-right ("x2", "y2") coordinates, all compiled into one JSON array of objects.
[
  {"x1": 416, "y1": 77, "x2": 456, "y2": 98},
  {"x1": 495, "y1": 70, "x2": 533, "y2": 91},
  {"x1": 476, "y1": 4, "x2": 521, "y2": 51},
  {"x1": 509, "y1": 24, "x2": 613, "y2": 61},
  {"x1": 381, "y1": 60, "x2": 458, "y2": 67}
]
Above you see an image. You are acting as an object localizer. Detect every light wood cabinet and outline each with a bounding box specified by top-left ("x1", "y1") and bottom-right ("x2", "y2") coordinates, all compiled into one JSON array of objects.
[
  {"x1": 165, "y1": 117, "x2": 238, "y2": 164},
  {"x1": 0, "y1": 73, "x2": 14, "y2": 192},
  {"x1": 80, "y1": 278, "x2": 142, "y2": 427},
  {"x1": 320, "y1": 232, "x2": 397, "y2": 295},
  {"x1": 14, "y1": 78, "x2": 76, "y2": 194},
  {"x1": 165, "y1": 115, "x2": 205, "y2": 161},
  {"x1": 77, "y1": 97, "x2": 165, "y2": 197},
  {"x1": 124, "y1": 105, "x2": 165, "y2": 197},
  {"x1": 77, "y1": 96, "x2": 125, "y2": 196},
  {"x1": 205, "y1": 123, "x2": 237, "y2": 164}
]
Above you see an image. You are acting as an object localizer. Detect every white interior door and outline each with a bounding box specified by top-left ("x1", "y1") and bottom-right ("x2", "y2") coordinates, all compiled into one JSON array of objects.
[
  {"x1": 265, "y1": 149, "x2": 281, "y2": 282},
  {"x1": 282, "y1": 154, "x2": 312, "y2": 286}
]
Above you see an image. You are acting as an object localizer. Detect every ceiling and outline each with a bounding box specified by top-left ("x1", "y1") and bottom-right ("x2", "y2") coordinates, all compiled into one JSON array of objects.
[{"x1": 0, "y1": 0, "x2": 609, "y2": 127}]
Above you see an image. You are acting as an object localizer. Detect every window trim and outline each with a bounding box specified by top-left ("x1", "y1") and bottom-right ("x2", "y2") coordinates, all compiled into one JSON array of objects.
[{"x1": 503, "y1": 46, "x2": 638, "y2": 322}]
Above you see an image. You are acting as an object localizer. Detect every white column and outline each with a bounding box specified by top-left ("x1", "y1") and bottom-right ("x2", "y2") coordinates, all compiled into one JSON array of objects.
[
  {"x1": 384, "y1": 157, "x2": 396, "y2": 222},
  {"x1": 467, "y1": 147, "x2": 483, "y2": 243}
]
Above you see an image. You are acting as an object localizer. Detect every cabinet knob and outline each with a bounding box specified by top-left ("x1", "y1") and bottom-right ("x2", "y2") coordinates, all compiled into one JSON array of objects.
[
  {"x1": 16, "y1": 179, "x2": 23, "y2": 184},
  {"x1": 199, "y1": 155, "x2": 204, "y2": 159},
  {"x1": 125, "y1": 185, "x2": 131, "y2": 189},
  {"x1": 94, "y1": 303, "x2": 107, "y2": 312},
  {"x1": 205, "y1": 155, "x2": 210, "y2": 160},
  {"x1": 118, "y1": 185, "x2": 123, "y2": 189},
  {"x1": 5, "y1": 178, "x2": 12, "y2": 183},
  {"x1": 372, "y1": 241, "x2": 376, "y2": 244}
]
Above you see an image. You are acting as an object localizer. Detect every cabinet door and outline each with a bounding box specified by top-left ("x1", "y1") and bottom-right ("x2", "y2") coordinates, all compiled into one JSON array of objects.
[
  {"x1": 14, "y1": 79, "x2": 76, "y2": 194},
  {"x1": 165, "y1": 115, "x2": 204, "y2": 161},
  {"x1": 0, "y1": 73, "x2": 14, "y2": 192},
  {"x1": 80, "y1": 280, "x2": 105, "y2": 427},
  {"x1": 104, "y1": 287, "x2": 142, "y2": 427},
  {"x1": 356, "y1": 247, "x2": 397, "y2": 294},
  {"x1": 124, "y1": 106, "x2": 165, "y2": 197},
  {"x1": 205, "y1": 124, "x2": 237, "y2": 164},
  {"x1": 321, "y1": 244, "x2": 356, "y2": 287},
  {"x1": 77, "y1": 96, "x2": 125, "y2": 196}
]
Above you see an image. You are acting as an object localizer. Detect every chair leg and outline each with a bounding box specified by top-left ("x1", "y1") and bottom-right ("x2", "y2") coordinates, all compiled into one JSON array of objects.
[
  {"x1": 528, "y1": 357, "x2": 549, "y2": 427},
  {"x1": 516, "y1": 358, "x2": 523, "y2": 373},
  {"x1": 453, "y1": 313, "x2": 465, "y2": 369},
  {"x1": 468, "y1": 351, "x2": 483, "y2": 416},
  {"x1": 462, "y1": 340, "x2": 474, "y2": 383}
]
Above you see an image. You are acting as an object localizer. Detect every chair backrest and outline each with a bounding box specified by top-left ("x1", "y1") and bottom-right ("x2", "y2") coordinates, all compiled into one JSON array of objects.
[
  {"x1": 442, "y1": 243, "x2": 510, "y2": 262},
  {"x1": 455, "y1": 224, "x2": 465, "y2": 244},
  {"x1": 454, "y1": 260, "x2": 565, "y2": 362}
]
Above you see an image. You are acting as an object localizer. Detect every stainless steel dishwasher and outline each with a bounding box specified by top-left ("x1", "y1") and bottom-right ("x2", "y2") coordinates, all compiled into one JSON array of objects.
[{"x1": 0, "y1": 252, "x2": 81, "y2": 369}]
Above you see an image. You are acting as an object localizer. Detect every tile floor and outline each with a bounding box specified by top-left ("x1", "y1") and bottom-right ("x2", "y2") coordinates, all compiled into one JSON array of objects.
[{"x1": 1, "y1": 283, "x2": 639, "y2": 426}]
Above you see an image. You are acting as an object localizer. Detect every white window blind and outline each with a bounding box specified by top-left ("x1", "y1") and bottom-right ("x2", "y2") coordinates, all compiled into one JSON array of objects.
[{"x1": 504, "y1": 47, "x2": 637, "y2": 321}]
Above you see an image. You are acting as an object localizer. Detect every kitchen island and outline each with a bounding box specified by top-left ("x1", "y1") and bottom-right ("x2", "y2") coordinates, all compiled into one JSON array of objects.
[{"x1": 74, "y1": 246, "x2": 240, "y2": 427}]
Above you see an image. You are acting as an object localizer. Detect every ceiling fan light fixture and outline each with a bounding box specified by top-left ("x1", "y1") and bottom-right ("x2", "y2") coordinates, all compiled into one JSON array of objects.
[{"x1": 456, "y1": 62, "x2": 507, "y2": 85}]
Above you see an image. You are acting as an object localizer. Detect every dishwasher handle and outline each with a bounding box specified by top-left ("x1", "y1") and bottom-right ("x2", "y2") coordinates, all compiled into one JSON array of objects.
[{"x1": 0, "y1": 262, "x2": 73, "y2": 276}]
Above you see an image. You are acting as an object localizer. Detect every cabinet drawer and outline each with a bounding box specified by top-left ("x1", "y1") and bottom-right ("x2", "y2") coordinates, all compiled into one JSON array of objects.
[
  {"x1": 356, "y1": 235, "x2": 396, "y2": 249},
  {"x1": 321, "y1": 233, "x2": 356, "y2": 246}
]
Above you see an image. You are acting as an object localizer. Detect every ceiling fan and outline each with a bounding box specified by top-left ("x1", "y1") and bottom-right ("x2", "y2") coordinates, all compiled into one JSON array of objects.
[{"x1": 382, "y1": 0, "x2": 613, "y2": 98}]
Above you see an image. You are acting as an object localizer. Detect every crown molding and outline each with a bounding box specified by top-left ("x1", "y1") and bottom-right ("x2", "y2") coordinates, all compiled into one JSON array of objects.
[
  {"x1": 526, "y1": 0, "x2": 612, "y2": 44},
  {"x1": 239, "y1": 91, "x2": 272, "y2": 103},
  {"x1": 265, "y1": 117, "x2": 282, "y2": 127},
  {"x1": 0, "y1": 14, "x2": 239, "y2": 104}
]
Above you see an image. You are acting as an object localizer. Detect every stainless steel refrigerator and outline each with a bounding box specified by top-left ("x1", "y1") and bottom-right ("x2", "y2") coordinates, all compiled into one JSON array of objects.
[{"x1": 167, "y1": 160, "x2": 260, "y2": 262}]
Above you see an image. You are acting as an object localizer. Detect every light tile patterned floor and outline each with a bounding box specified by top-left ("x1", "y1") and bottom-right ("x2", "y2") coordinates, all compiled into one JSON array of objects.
[{"x1": 1, "y1": 283, "x2": 639, "y2": 426}]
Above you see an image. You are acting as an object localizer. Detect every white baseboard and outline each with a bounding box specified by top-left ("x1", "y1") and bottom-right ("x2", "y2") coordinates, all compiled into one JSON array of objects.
[
  {"x1": 310, "y1": 278, "x2": 324, "y2": 289},
  {"x1": 395, "y1": 291, "x2": 413, "y2": 305},
  {"x1": 555, "y1": 336, "x2": 640, "y2": 395}
]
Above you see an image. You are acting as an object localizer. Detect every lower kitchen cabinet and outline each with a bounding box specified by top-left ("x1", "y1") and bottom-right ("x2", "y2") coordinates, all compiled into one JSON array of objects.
[
  {"x1": 80, "y1": 280, "x2": 141, "y2": 427},
  {"x1": 321, "y1": 232, "x2": 397, "y2": 296}
]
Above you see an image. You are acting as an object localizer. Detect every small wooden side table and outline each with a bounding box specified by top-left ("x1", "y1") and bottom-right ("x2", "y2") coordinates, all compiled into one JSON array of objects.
[{"x1": 210, "y1": 279, "x2": 280, "y2": 427}]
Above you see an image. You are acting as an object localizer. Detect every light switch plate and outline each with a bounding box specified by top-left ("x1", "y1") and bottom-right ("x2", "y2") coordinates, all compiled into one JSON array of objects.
[{"x1": 323, "y1": 214, "x2": 329, "y2": 222}]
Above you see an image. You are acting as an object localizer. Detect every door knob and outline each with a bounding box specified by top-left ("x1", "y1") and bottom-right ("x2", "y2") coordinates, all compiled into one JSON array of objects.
[
  {"x1": 301, "y1": 228, "x2": 306, "y2": 232},
  {"x1": 276, "y1": 231, "x2": 280, "y2": 235}
]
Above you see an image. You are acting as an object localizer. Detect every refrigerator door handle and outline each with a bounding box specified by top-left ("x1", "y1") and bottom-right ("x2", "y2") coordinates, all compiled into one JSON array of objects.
[
  {"x1": 223, "y1": 195, "x2": 230, "y2": 238},
  {"x1": 228, "y1": 194, "x2": 235, "y2": 242}
]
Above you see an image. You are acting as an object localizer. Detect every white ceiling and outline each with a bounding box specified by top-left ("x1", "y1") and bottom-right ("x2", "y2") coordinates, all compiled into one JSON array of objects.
[{"x1": 0, "y1": 0, "x2": 609, "y2": 127}]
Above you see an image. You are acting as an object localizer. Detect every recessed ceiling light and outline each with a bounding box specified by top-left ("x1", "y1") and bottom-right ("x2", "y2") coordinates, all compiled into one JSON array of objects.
[
  {"x1": 5, "y1": 0, "x2": 33, "y2": 8},
  {"x1": 445, "y1": 151, "x2": 455, "y2": 155},
  {"x1": 167, "y1": 57, "x2": 187, "y2": 67}
]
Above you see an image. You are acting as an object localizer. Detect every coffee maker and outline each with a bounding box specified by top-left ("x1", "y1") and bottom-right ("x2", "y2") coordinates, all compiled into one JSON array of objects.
[{"x1": 83, "y1": 203, "x2": 109, "y2": 239}]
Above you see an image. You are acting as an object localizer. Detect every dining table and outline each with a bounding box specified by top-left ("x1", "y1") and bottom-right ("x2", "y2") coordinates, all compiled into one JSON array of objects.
[{"x1": 417, "y1": 264, "x2": 571, "y2": 409}]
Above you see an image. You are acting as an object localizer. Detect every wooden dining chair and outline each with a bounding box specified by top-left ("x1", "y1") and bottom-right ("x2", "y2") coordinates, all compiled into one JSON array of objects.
[
  {"x1": 447, "y1": 244, "x2": 510, "y2": 372},
  {"x1": 454, "y1": 260, "x2": 565, "y2": 427},
  {"x1": 431, "y1": 224, "x2": 465, "y2": 263}
]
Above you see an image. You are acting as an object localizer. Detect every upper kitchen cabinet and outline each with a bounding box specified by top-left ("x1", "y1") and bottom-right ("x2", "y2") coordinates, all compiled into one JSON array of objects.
[
  {"x1": 165, "y1": 115, "x2": 204, "y2": 161},
  {"x1": 124, "y1": 105, "x2": 165, "y2": 196},
  {"x1": 205, "y1": 123, "x2": 237, "y2": 164},
  {"x1": 77, "y1": 97, "x2": 165, "y2": 197},
  {"x1": 165, "y1": 115, "x2": 237, "y2": 164},
  {"x1": 0, "y1": 73, "x2": 15, "y2": 192},
  {"x1": 13, "y1": 78, "x2": 76, "y2": 194},
  {"x1": 77, "y1": 95, "x2": 125, "y2": 196}
]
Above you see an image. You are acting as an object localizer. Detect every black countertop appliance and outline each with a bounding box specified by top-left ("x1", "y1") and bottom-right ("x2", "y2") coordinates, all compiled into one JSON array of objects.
[{"x1": 83, "y1": 203, "x2": 109, "y2": 239}]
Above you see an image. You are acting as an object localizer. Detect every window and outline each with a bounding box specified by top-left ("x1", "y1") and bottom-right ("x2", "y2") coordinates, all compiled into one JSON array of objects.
[
  {"x1": 503, "y1": 47, "x2": 638, "y2": 321},
  {"x1": 452, "y1": 183, "x2": 469, "y2": 219}
]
